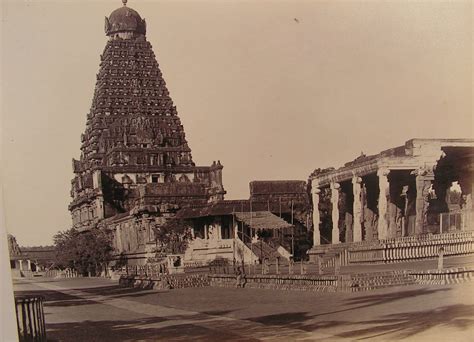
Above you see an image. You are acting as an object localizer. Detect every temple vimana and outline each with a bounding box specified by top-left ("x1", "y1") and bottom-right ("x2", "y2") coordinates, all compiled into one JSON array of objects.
[{"x1": 70, "y1": 1, "x2": 473, "y2": 271}]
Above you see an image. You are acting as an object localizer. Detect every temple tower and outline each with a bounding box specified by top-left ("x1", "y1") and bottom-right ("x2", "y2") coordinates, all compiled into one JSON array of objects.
[{"x1": 69, "y1": 1, "x2": 225, "y2": 262}]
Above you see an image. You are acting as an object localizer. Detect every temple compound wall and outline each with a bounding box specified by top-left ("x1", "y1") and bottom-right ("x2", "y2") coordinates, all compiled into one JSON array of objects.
[{"x1": 309, "y1": 139, "x2": 474, "y2": 250}]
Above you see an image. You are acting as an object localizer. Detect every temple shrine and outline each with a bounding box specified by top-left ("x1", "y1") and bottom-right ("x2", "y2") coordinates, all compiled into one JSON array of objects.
[
  {"x1": 69, "y1": 1, "x2": 225, "y2": 262},
  {"x1": 69, "y1": 2, "x2": 473, "y2": 271},
  {"x1": 308, "y1": 138, "x2": 474, "y2": 261},
  {"x1": 69, "y1": 1, "x2": 310, "y2": 267}
]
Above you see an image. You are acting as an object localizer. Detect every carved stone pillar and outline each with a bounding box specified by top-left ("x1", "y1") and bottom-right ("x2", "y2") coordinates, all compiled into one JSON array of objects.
[
  {"x1": 377, "y1": 168, "x2": 390, "y2": 240},
  {"x1": 330, "y1": 182, "x2": 340, "y2": 244},
  {"x1": 312, "y1": 185, "x2": 321, "y2": 246},
  {"x1": 413, "y1": 167, "x2": 435, "y2": 235},
  {"x1": 401, "y1": 185, "x2": 409, "y2": 237},
  {"x1": 19, "y1": 260, "x2": 23, "y2": 271},
  {"x1": 95, "y1": 198, "x2": 105, "y2": 220},
  {"x1": 352, "y1": 176, "x2": 363, "y2": 242},
  {"x1": 27, "y1": 260, "x2": 32, "y2": 271},
  {"x1": 234, "y1": 221, "x2": 238, "y2": 239}
]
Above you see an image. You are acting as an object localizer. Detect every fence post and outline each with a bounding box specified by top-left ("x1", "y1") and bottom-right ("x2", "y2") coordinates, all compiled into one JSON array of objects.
[
  {"x1": 334, "y1": 254, "x2": 340, "y2": 275},
  {"x1": 317, "y1": 255, "x2": 322, "y2": 275},
  {"x1": 440, "y1": 213, "x2": 443, "y2": 234},
  {"x1": 438, "y1": 246, "x2": 445, "y2": 270}
]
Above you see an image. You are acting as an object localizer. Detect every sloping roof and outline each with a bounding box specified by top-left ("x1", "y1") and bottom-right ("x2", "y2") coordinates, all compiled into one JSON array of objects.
[
  {"x1": 176, "y1": 199, "x2": 308, "y2": 220},
  {"x1": 175, "y1": 201, "x2": 246, "y2": 219},
  {"x1": 16, "y1": 247, "x2": 55, "y2": 261},
  {"x1": 250, "y1": 180, "x2": 307, "y2": 195},
  {"x1": 234, "y1": 211, "x2": 293, "y2": 230}
]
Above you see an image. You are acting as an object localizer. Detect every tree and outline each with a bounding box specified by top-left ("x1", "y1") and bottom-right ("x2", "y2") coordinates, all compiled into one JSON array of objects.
[
  {"x1": 152, "y1": 219, "x2": 193, "y2": 255},
  {"x1": 53, "y1": 228, "x2": 113, "y2": 276}
]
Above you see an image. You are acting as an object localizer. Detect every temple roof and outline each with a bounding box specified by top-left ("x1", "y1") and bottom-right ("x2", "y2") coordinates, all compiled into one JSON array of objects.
[
  {"x1": 250, "y1": 180, "x2": 307, "y2": 196},
  {"x1": 234, "y1": 211, "x2": 293, "y2": 230},
  {"x1": 175, "y1": 198, "x2": 308, "y2": 219},
  {"x1": 309, "y1": 138, "x2": 474, "y2": 185}
]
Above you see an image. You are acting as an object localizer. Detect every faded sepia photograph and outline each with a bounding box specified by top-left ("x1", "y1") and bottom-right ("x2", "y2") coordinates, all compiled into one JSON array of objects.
[{"x1": 1, "y1": 0, "x2": 473, "y2": 341}]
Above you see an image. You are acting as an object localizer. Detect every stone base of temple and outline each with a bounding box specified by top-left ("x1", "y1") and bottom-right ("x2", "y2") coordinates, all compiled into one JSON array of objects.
[
  {"x1": 117, "y1": 264, "x2": 474, "y2": 292},
  {"x1": 308, "y1": 230, "x2": 474, "y2": 271}
]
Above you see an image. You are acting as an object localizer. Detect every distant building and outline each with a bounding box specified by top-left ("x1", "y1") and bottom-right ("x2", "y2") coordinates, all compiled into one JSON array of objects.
[
  {"x1": 308, "y1": 138, "x2": 474, "y2": 257},
  {"x1": 8, "y1": 235, "x2": 55, "y2": 277}
]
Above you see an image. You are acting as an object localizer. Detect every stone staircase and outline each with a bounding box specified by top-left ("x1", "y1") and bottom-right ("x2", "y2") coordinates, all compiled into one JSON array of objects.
[
  {"x1": 319, "y1": 244, "x2": 350, "y2": 274},
  {"x1": 246, "y1": 240, "x2": 281, "y2": 261}
]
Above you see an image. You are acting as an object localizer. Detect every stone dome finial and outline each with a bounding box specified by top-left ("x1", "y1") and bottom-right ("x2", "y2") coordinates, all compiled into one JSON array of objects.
[{"x1": 105, "y1": 1, "x2": 146, "y2": 37}]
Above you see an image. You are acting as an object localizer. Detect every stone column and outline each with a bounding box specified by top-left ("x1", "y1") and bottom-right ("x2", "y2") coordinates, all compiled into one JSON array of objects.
[
  {"x1": 27, "y1": 260, "x2": 32, "y2": 271},
  {"x1": 217, "y1": 221, "x2": 222, "y2": 240},
  {"x1": 312, "y1": 185, "x2": 321, "y2": 246},
  {"x1": 413, "y1": 167, "x2": 435, "y2": 235},
  {"x1": 19, "y1": 260, "x2": 23, "y2": 271},
  {"x1": 95, "y1": 198, "x2": 105, "y2": 220},
  {"x1": 234, "y1": 221, "x2": 238, "y2": 239},
  {"x1": 377, "y1": 168, "x2": 390, "y2": 240},
  {"x1": 204, "y1": 224, "x2": 208, "y2": 240},
  {"x1": 330, "y1": 182, "x2": 340, "y2": 244},
  {"x1": 401, "y1": 185, "x2": 409, "y2": 237},
  {"x1": 352, "y1": 176, "x2": 363, "y2": 242}
]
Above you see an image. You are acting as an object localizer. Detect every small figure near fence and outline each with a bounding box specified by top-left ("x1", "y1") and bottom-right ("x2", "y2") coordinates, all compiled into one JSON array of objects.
[
  {"x1": 289, "y1": 257, "x2": 295, "y2": 275},
  {"x1": 438, "y1": 246, "x2": 445, "y2": 270},
  {"x1": 263, "y1": 258, "x2": 270, "y2": 275},
  {"x1": 235, "y1": 266, "x2": 246, "y2": 288}
]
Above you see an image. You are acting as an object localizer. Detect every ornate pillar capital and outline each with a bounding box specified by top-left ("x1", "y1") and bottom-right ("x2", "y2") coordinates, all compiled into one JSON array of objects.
[
  {"x1": 411, "y1": 165, "x2": 435, "y2": 179},
  {"x1": 377, "y1": 167, "x2": 390, "y2": 177}
]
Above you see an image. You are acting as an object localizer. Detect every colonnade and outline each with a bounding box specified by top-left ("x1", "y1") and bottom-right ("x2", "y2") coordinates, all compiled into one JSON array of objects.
[
  {"x1": 17, "y1": 259, "x2": 32, "y2": 271},
  {"x1": 312, "y1": 166, "x2": 437, "y2": 246}
]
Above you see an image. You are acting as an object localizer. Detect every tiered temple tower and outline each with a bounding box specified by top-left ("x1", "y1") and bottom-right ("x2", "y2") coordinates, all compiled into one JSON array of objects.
[{"x1": 69, "y1": 1, "x2": 225, "y2": 263}]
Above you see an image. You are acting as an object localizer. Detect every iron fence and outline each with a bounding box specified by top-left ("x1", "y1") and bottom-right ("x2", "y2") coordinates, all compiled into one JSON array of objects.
[{"x1": 15, "y1": 295, "x2": 46, "y2": 342}]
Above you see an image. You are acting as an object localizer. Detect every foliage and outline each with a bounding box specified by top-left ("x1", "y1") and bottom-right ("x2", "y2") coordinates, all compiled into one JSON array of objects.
[
  {"x1": 152, "y1": 219, "x2": 193, "y2": 255},
  {"x1": 53, "y1": 227, "x2": 113, "y2": 276}
]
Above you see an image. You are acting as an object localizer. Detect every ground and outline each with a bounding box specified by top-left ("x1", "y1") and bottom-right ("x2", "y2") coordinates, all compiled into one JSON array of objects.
[{"x1": 13, "y1": 276, "x2": 474, "y2": 341}]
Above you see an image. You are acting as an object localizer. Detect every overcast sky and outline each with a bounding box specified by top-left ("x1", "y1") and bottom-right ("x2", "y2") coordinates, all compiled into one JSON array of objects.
[{"x1": 1, "y1": 0, "x2": 472, "y2": 246}]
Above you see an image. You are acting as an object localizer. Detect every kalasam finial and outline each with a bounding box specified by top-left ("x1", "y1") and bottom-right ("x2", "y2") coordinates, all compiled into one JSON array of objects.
[{"x1": 122, "y1": 0, "x2": 127, "y2": 6}]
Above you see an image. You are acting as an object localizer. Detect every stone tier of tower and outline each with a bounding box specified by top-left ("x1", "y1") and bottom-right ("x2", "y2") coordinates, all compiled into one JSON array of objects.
[{"x1": 69, "y1": 3, "x2": 225, "y2": 233}]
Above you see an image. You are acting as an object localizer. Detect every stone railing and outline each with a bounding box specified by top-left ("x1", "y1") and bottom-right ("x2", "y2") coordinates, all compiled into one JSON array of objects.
[
  {"x1": 119, "y1": 273, "x2": 210, "y2": 290},
  {"x1": 348, "y1": 231, "x2": 474, "y2": 264},
  {"x1": 321, "y1": 249, "x2": 350, "y2": 272},
  {"x1": 409, "y1": 266, "x2": 474, "y2": 285},
  {"x1": 44, "y1": 269, "x2": 80, "y2": 278},
  {"x1": 209, "y1": 274, "x2": 339, "y2": 292}
]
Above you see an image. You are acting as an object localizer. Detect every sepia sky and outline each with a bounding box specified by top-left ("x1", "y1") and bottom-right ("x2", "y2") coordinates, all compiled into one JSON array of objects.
[{"x1": 1, "y1": 0, "x2": 472, "y2": 246}]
